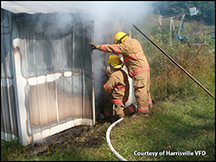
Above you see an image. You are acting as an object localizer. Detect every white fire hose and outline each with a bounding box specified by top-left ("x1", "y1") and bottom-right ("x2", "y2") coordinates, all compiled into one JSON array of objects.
[{"x1": 106, "y1": 118, "x2": 127, "y2": 161}]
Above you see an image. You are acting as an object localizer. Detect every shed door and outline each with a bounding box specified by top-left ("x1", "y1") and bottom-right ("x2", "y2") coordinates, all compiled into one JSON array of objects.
[{"x1": 14, "y1": 13, "x2": 94, "y2": 142}]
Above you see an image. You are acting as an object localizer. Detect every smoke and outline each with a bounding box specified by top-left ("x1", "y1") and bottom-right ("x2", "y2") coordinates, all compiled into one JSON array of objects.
[
  {"x1": 29, "y1": 1, "x2": 155, "y2": 109},
  {"x1": 82, "y1": 1, "x2": 154, "y2": 42},
  {"x1": 30, "y1": 1, "x2": 154, "y2": 42},
  {"x1": 79, "y1": 1, "x2": 155, "y2": 106},
  {"x1": 33, "y1": 1, "x2": 154, "y2": 42}
]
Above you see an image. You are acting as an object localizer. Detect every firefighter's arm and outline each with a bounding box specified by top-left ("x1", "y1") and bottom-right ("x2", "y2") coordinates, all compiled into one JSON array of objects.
[
  {"x1": 103, "y1": 75, "x2": 116, "y2": 93},
  {"x1": 98, "y1": 42, "x2": 131, "y2": 55},
  {"x1": 89, "y1": 41, "x2": 132, "y2": 54}
]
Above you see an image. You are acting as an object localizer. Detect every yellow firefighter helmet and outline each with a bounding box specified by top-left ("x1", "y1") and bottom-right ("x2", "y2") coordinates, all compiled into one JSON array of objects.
[
  {"x1": 107, "y1": 55, "x2": 124, "y2": 69},
  {"x1": 114, "y1": 32, "x2": 129, "y2": 44}
]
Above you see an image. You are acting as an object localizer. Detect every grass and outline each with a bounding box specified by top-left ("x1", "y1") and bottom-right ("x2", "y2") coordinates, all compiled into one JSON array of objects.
[
  {"x1": 1, "y1": 13, "x2": 215, "y2": 161},
  {"x1": 110, "y1": 96, "x2": 214, "y2": 161},
  {"x1": 2, "y1": 95, "x2": 214, "y2": 161}
]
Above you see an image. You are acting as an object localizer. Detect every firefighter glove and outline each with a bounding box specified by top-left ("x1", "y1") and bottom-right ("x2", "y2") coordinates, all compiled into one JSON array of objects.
[{"x1": 89, "y1": 42, "x2": 99, "y2": 50}]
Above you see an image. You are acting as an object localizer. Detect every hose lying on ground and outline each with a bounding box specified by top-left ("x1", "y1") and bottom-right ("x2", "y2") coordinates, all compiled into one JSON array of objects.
[{"x1": 106, "y1": 118, "x2": 127, "y2": 161}]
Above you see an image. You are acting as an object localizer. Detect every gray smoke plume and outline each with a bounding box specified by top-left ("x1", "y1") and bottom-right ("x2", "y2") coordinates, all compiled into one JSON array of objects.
[
  {"x1": 80, "y1": 1, "x2": 154, "y2": 106},
  {"x1": 4, "y1": 1, "x2": 155, "y2": 109},
  {"x1": 82, "y1": 1, "x2": 154, "y2": 42}
]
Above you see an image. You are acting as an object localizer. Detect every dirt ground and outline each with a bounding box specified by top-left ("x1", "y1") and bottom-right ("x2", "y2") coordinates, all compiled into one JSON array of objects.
[{"x1": 22, "y1": 119, "x2": 111, "y2": 157}]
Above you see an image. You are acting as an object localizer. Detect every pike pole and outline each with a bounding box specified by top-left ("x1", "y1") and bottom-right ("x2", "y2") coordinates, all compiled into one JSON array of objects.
[{"x1": 133, "y1": 24, "x2": 215, "y2": 99}]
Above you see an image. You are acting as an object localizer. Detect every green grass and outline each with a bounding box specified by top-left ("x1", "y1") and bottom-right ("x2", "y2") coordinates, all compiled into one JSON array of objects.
[
  {"x1": 2, "y1": 95, "x2": 214, "y2": 161},
  {"x1": 109, "y1": 96, "x2": 214, "y2": 161}
]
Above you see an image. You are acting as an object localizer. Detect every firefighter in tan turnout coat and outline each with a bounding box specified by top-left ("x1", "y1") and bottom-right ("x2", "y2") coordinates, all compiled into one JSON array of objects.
[
  {"x1": 89, "y1": 32, "x2": 152, "y2": 115},
  {"x1": 103, "y1": 55, "x2": 137, "y2": 119}
]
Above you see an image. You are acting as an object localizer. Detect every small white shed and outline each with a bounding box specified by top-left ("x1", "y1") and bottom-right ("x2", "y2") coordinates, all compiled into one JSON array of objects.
[{"x1": 1, "y1": 1, "x2": 95, "y2": 145}]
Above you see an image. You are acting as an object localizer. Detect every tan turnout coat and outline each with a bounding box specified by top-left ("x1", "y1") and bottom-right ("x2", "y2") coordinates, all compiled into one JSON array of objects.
[
  {"x1": 103, "y1": 69, "x2": 129, "y2": 104},
  {"x1": 99, "y1": 38, "x2": 150, "y2": 78}
]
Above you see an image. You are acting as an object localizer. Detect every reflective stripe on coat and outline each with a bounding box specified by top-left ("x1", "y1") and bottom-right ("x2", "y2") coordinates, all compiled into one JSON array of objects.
[
  {"x1": 99, "y1": 38, "x2": 150, "y2": 78},
  {"x1": 103, "y1": 69, "x2": 129, "y2": 104}
]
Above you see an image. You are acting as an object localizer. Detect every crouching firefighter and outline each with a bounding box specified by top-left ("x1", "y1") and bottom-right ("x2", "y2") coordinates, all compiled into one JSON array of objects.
[{"x1": 102, "y1": 55, "x2": 137, "y2": 120}]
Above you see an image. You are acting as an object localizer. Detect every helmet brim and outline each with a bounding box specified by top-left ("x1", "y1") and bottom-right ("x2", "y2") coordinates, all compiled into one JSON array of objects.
[
  {"x1": 116, "y1": 33, "x2": 129, "y2": 43},
  {"x1": 113, "y1": 62, "x2": 124, "y2": 69}
]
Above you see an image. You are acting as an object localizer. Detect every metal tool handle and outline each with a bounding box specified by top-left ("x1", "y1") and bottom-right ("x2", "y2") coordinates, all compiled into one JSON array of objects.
[{"x1": 133, "y1": 24, "x2": 215, "y2": 99}]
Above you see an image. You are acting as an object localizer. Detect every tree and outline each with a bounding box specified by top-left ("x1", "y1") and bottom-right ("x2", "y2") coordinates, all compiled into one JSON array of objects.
[{"x1": 153, "y1": 1, "x2": 215, "y2": 25}]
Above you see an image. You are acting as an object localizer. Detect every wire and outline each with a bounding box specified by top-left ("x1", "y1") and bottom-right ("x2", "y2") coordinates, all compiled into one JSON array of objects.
[{"x1": 106, "y1": 118, "x2": 127, "y2": 161}]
